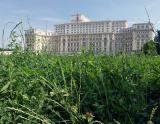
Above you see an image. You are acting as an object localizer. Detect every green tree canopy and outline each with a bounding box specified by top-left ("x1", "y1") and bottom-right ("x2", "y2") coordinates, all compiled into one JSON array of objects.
[{"x1": 143, "y1": 40, "x2": 157, "y2": 55}]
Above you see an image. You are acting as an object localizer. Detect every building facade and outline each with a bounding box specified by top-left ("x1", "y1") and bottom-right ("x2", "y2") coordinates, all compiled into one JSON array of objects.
[
  {"x1": 47, "y1": 33, "x2": 115, "y2": 54},
  {"x1": 25, "y1": 28, "x2": 54, "y2": 51},
  {"x1": 55, "y1": 14, "x2": 128, "y2": 35},
  {"x1": 25, "y1": 14, "x2": 155, "y2": 54},
  {"x1": 115, "y1": 23, "x2": 155, "y2": 53}
]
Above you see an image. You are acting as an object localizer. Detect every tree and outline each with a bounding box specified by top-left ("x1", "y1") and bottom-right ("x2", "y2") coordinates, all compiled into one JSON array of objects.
[
  {"x1": 143, "y1": 40, "x2": 157, "y2": 55},
  {"x1": 155, "y1": 30, "x2": 160, "y2": 43},
  {"x1": 155, "y1": 30, "x2": 160, "y2": 54}
]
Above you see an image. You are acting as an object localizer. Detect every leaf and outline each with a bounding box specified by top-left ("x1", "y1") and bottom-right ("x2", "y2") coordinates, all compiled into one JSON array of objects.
[{"x1": 0, "y1": 81, "x2": 11, "y2": 92}]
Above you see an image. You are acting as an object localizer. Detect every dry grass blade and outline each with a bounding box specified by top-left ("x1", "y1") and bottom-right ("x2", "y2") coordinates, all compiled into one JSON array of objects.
[{"x1": 7, "y1": 107, "x2": 53, "y2": 124}]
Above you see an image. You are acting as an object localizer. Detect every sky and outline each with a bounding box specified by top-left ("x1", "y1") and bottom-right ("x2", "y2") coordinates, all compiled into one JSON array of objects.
[{"x1": 0, "y1": 0, "x2": 160, "y2": 47}]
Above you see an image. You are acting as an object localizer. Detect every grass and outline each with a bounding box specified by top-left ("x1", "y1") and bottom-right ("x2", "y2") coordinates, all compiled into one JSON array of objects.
[
  {"x1": 1, "y1": 21, "x2": 159, "y2": 124},
  {"x1": 0, "y1": 51, "x2": 160, "y2": 124}
]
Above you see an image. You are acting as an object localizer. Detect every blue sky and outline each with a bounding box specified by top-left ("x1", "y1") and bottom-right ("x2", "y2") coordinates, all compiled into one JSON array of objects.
[{"x1": 0, "y1": 0, "x2": 160, "y2": 47}]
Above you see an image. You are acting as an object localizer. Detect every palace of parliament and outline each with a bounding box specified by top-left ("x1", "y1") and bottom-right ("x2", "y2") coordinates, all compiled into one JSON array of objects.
[{"x1": 25, "y1": 14, "x2": 155, "y2": 54}]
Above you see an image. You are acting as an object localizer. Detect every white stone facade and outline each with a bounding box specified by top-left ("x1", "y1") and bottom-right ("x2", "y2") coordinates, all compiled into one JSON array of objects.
[
  {"x1": 25, "y1": 28, "x2": 54, "y2": 51},
  {"x1": 25, "y1": 14, "x2": 155, "y2": 54},
  {"x1": 115, "y1": 23, "x2": 155, "y2": 53},
  {"x1": 55, "y1": 14, "x2": 128, "y2": 35}
]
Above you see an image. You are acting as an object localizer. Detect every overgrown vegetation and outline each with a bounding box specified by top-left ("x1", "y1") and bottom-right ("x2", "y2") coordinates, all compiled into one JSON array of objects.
[
  {"x1": 0, "y1": 51, "x2": 160, "y2": 124},
  {"x1": 0, "y1": 21, "x2": 159, "y2": 124}
]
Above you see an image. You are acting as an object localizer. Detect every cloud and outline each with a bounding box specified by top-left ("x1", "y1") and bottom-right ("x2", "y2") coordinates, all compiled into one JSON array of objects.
[{"x1": 39, "y1": 17, "x2": 65, "y2": 23}]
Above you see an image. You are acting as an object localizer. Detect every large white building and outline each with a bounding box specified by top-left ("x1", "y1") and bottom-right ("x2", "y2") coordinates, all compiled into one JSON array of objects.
[
  {"x1": 115, "y1": 23, "x2": 155, "y2": 53},
  {"x1": 25, "y1": 28, "x2": 54, "y2": 51},
  {"x1": 55, "y1": 14, "x2": 128, "y2": 35},
  {"x1": 25, "y1": 14, "x2": 155, "y2": 54}
]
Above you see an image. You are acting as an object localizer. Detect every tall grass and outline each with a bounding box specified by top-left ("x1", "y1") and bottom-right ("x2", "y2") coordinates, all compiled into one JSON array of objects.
[
  {"x1": 0, "y1": 51, "x2": 160, "y2": 124},
  {"x1": 0, "y1": 22, "x2": 159, "y2": 124}
]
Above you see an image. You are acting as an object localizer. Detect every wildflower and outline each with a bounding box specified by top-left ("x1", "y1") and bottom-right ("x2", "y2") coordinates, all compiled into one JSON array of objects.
[
  {"x1": 85, "y1": 112, "x2": 93, "y2": 118},
  {"x1": 84, "y1": 112, "x2": 94, "y2": 122}
]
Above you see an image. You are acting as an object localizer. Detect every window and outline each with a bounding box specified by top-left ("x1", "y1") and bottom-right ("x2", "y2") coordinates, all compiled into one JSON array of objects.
[
  {"x1": 77, "y1": 42, "x2": 79, "y2": 46},
  {"x1": 83, "y1": 42, "x2": 86, "y2": 46}
]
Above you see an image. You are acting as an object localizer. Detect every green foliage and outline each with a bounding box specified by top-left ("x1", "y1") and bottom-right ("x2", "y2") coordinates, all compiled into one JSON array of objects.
[
  {"x1": 155, "y1": 30, "x2": 160, "y2": 44},
  {"x1": 143, "y1": 40, "x2": 157, "y2": 55},
  {"x1": 0, "y1": 52, "x2": 160, "y2": 124}
]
